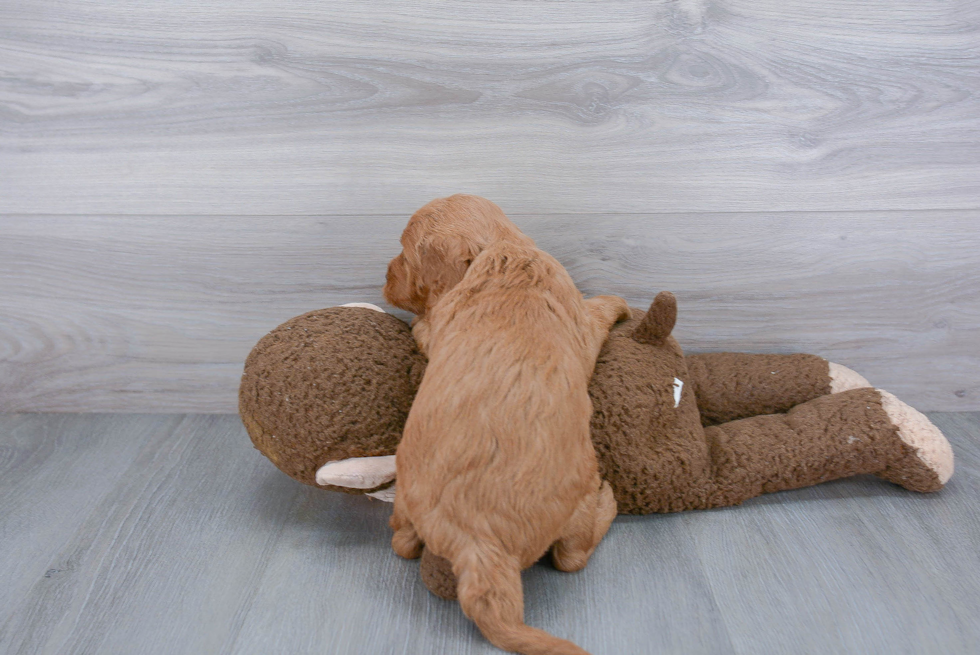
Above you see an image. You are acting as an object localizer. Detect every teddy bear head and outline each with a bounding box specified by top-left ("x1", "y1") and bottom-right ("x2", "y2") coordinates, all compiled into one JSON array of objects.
[{"x1": 239, "y1": 304, "x2": 425, "y2": 494}]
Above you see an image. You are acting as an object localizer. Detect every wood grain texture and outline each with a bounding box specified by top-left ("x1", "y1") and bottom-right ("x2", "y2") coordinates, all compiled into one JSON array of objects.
[
  {"x1": 0, "y1": 414, "x2": 303, "y2": 655},
  {"x1": 693, "y1": 410, "x2": 980, "y2": 654},
  {"x1": 1, "y1": 0, "x2": 978, "y2": 214},
  {"x1": 2, "y1": 211, "x2": 977, "y2": 413},
  {"x1": 1, "y1": 412, "x2": 978, "y2": 654},
  {"x1": 0, "y1": 414, "x2": 181, "y2": 615}
]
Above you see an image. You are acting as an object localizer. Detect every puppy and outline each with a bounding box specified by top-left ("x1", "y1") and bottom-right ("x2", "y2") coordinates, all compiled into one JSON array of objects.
[{"x1": 383, "y1": 195, "x2": 629, "y2": 655}]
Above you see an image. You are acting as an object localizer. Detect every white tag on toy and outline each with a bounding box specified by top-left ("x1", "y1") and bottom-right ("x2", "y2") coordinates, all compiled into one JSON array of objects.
[{"x1": 673, "y1": 378, "x2": 684, "y2": 408}]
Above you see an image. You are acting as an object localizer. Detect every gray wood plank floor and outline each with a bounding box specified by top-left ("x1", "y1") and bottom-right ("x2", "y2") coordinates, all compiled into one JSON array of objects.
[{"x1": 2, "y1": 412, "x2": 978, "y2": 655}]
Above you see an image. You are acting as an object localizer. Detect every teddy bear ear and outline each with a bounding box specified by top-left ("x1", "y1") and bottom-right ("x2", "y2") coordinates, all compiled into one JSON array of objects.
[{"x1": 632, "y1": 291, "x2": 677, "y2": 346}]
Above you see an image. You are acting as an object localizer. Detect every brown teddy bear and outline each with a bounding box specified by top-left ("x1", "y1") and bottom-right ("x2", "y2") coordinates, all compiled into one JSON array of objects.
[{"x1": 239, "y1": 295, "x2": 953, "y2": 599}]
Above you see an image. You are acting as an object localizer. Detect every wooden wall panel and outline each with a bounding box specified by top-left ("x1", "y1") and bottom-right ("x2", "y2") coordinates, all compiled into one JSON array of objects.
[
  {"x1": 1, "y1": 212, "x2": 976, "y2": 412},
  {"x1": 1, "y1": 1, "x2": 978, "y2": 412},
  {"x1": 1, "y1": 0, "x2": 978, "y2": 215}
]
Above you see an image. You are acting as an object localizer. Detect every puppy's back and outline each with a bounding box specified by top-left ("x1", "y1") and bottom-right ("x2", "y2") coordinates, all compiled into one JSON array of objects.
[{"x1": 398, "y1": 241, "x2": 598, "y2": 565}]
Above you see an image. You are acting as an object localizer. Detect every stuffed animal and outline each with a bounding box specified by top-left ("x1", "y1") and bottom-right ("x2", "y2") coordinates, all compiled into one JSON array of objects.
[{"x1": 239, "y1": 296, "x2": 953, "y2": 599}]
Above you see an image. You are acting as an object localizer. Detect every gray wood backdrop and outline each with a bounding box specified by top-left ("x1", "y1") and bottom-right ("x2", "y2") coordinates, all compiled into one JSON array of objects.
[{"x1": 1, "y1": 0, "x2": 978, "y2": 412}]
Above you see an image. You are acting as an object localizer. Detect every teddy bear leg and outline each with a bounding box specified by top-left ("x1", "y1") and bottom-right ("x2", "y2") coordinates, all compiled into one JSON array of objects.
[
  {"x1": 874, "y1": 390, "x2": 953, "y2": 492},
  {"x1": 550, "y1": 480, "x2": 618, "y2": 573},
  {"x1": 420, "y1": 547, "x2": 458, "y2": 600},
  {"x1": 699, "y1": 387, "x2": 952, "y2": 508},
  {"x1": 686, "y1": 353, "x2": 838, "y2": 426},
  {"x1": 828, "y1": 362, "x2": 871, "y2": 393}
]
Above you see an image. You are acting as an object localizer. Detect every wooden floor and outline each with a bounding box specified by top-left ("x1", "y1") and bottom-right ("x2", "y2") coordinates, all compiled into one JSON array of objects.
[{"x1": 2, "y1": 412, "x2": 978, "y2": 654}]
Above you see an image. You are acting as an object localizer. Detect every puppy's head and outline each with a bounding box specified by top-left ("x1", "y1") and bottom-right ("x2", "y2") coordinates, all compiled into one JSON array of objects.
[{"x1": 384, "y1": 195, "x2": 529, "y2": 314}]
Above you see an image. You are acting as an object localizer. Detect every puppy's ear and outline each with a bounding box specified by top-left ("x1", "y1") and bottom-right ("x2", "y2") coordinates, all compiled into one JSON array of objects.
[{"x1": 417, "y1": 237, "x2": 478, "y2": 306}]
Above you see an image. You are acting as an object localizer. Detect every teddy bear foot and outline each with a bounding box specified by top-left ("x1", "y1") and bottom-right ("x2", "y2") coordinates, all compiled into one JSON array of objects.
[
  {"x1": 875, "y1": 390, "x2": 954, "y2": 492},
  {"x1": 420, "y1": 548, "x2": 458, "y2": 600},
  {"x1": 828, "y1": 362, "x2": 871, "y2": 393}
]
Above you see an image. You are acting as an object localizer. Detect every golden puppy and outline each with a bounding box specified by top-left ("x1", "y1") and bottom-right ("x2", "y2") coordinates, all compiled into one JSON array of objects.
[{"x1": 383, "y1": 195, "x2": 629, "y2": 655}]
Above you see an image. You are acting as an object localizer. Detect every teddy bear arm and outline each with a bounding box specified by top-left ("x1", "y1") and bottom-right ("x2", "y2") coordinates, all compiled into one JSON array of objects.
[{"x1": 685, "y1": 353, "x2": 834, "y2": 426}]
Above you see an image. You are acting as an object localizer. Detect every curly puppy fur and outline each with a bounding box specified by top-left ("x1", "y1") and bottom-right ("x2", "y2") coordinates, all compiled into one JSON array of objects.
[{"x1": 383, "y1": 195, "x2": 629, "y2": 655}]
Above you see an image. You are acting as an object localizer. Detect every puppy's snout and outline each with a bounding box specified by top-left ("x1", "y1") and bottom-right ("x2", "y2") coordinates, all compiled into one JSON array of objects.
[
  {"x1": 384, "y1": 257, "x2": 397, "y2": 287},
  {"x1": 383, "y1": 256, "x2": 400, "y2": 302},
  {"x1": 384, "y1": 253, "x2": 416, "y2": 311}
]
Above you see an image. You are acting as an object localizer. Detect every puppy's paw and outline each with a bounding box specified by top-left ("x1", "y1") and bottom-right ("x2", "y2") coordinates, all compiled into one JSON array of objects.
[
  {"x1": 551, "y1": 547, "x2": 589, "y2": 573},
  {"x1": 613, "y1": 296, "x2": 632, "y2": 322},
  {"x1": 392, "y1": 526, "x2": 424, "y2": 559},
  {"x1": 587, "y1": 295, "x2": 631, "y2": 325}
]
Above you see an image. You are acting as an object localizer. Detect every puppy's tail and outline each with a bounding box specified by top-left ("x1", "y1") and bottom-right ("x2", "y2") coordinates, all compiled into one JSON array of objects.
[{"x1": 453, "y1": 543, "x2": 590, "y2": 655}]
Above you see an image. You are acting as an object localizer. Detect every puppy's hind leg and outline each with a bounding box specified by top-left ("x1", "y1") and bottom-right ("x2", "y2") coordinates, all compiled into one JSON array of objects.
[
  {"x1": 390, "y1": 494, "x2": 423, "y2": 559},
  {"x1": 551, "y1": 480, "x2": 617, "y2": 573}
]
